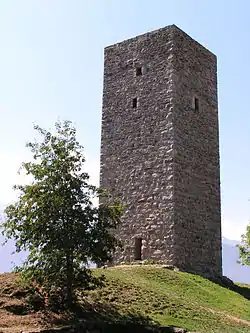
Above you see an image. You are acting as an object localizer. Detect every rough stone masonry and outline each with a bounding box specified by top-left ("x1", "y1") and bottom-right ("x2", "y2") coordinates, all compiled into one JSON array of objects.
[{"x1": 100, "y1": 25, "x2": 222, "y2": 277}]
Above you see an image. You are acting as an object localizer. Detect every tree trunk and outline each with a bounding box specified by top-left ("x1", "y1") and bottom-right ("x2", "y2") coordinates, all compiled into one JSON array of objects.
[{"x1": 66, "y1": 252, "x2": 73, "y2": 306}]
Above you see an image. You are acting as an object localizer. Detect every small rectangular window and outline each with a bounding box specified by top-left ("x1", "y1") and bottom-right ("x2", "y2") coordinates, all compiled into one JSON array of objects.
[
  {"x1": 132, "y1": 97, "x2": 137, "y2": 108},
  {"x1": 134, "y1": 238, "x2": 142, "y2": 260},
  {"x1": 136, "y1": 67, "x2": 142, "y2": 76},
  {"x1": 194, "y1": 97, "x2": 199, "y2": 112}
]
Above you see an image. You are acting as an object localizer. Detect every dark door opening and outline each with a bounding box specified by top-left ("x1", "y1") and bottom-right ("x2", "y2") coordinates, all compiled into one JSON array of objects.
[{"x1": 134, "y1": 238, "x2": 142, "y2": 260}]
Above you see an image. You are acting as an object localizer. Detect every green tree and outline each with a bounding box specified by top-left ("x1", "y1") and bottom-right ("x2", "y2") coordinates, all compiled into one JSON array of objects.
[
  {"x1": 237, "y1": 224, "x2": 250, "y2": 266},
  {"x1": 1, "y1": 120, "x2": 122, "y2": 304}
]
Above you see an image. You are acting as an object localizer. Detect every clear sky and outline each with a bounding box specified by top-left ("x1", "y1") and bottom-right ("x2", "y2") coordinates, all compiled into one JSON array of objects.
[{"x1": 0, "y1": 1, "x2": 250, "y2": 270}]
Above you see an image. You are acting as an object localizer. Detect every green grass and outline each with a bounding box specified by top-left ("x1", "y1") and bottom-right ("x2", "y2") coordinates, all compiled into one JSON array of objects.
[
  {"x1": 1, "y1": 267, "x2": 250, "y2": 333},
  {"x1": 80, "y1": 265, "x2": 250, "y2": 333}
]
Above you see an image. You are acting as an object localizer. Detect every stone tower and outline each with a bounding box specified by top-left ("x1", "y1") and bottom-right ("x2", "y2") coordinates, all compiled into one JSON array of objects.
[{"x1": 100, "y1": 25, "x2": 222, "y2": 277}]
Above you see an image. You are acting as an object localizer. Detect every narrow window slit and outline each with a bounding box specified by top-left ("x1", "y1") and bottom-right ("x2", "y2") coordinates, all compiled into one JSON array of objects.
[
  {"x1": 132, "y1": 97, "x2": 137, "y2": 108},
  {"x1": 194, "y1": 97, "x2": 199, "y2": 112},
  {"x1": 136, "y1": 67, "x2": 142, "y2": 76}
]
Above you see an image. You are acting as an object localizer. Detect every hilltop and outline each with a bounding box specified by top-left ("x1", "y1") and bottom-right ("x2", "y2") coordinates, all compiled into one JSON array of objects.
[{"x1": 0, "y1": 266, "x2": 250, "y2": 333}]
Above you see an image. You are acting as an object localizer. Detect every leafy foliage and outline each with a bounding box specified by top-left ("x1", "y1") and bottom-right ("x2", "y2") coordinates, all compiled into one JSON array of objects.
[
  {"x1": 1, "y1": 120, "x2": 123, "y2": 303},
  {"x1": 237, "y1": 224, "x2": 250, "y2": 266}
]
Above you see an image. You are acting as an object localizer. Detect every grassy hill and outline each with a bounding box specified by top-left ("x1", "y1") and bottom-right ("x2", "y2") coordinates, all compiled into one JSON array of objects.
[{"x1": 0, "y1": 265, "x2": 250, "y2": 332}]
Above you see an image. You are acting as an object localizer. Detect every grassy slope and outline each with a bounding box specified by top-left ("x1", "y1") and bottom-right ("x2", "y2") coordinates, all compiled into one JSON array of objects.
[
  {"x1": 90, "y1": 266, "x2": 250, "y2": 333},
  {"x1": 0, "y1": 266, "x2": 250, "y2": 333}
]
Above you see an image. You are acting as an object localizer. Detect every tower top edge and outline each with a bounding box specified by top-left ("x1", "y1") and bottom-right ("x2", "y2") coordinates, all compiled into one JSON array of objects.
[{"x1": 104, "y1": 24, "x2": 216, "y2": 58}]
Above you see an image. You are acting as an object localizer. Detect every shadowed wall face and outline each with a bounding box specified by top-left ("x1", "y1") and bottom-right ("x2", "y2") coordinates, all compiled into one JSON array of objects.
[
  {"x1": 100, "y1": 25, "x2": 222, "y2": 277},
  {"x1": 171, "y1": 28, "x2": 222, "y2": 276}
]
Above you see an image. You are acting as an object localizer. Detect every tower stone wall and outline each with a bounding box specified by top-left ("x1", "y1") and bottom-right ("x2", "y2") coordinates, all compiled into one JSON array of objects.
[{"x1": 100, "y1": 25, "x2": 222, "y2": 277}]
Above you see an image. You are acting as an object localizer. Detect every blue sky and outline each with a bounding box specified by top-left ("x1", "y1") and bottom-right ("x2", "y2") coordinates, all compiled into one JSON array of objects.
[{"x1": 0, "y1": 1, "x2": 250, "y2": 271}]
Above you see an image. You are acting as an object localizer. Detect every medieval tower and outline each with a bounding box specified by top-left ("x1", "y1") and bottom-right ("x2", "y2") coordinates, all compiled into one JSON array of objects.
[{"x1": 100, "y1": 25, "x2": 222, "y2": 277}]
